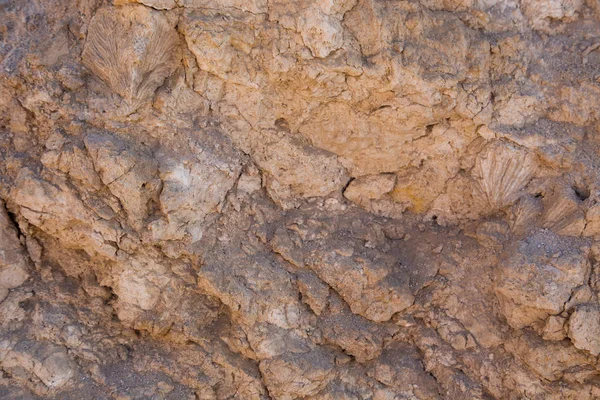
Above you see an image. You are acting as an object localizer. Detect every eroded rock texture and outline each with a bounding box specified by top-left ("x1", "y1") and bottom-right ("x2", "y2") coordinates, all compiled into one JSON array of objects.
[{"x1": 2, "y1": 0, "x2": 600, "y2": 398}]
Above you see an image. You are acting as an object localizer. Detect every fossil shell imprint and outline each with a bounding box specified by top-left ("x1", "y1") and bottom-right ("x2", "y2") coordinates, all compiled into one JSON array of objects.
[
  {"x1": 82, "y1": 5, "x2": 180, "y2": 107},
  {"x1": 472, "y1": 140, "x2": 537, "y2": 210}
]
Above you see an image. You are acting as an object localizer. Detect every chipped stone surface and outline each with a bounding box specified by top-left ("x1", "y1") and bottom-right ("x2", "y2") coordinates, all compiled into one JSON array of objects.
[
  {"x1": 495, "y1": 231, "x2": 590, "y2": 329},
  {"x1": 1, "y1": 341, "x2": 74, "y2": 390},
  {"x1": 567, "y1": 304, "x2": 600, "y2": 356},
  {"x1": 0, "y1": 201, "x2": 29, "y2": 302}
]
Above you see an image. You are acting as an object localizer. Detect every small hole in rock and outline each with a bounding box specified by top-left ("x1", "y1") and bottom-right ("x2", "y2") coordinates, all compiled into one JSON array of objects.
[
  {"x1": 274, "y1": 118, "x2": 289, "y2": 130},
  {"x1": 573, "y1": 186, "x2": 590, "y2": 201},
  {"x1": 18, "y1": 299, "x2": 34, "y2": 311}
]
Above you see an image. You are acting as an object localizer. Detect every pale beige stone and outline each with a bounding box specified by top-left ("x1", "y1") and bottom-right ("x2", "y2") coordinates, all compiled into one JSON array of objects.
[
  {"x1": 568, "y1": 304, "x2": 600, "y2": 356},
  {"x1": 344, "y1": 174, "x2": 396, "y2": 202},
  {"x1": 1, "y1": 342, "x2": 74, "y2": 389},
  {"x1": 495, "y1": 231, "x2": 589, "y2": 329}
]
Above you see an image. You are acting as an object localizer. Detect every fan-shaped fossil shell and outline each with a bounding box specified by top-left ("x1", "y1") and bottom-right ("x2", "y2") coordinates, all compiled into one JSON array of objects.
[
  {"x1": 82, "y1": 5, "x2": 180, "y2": 108},
  {"x1": 509, "y1": 195, "x2": 543, "y2": 235},
  {"x1": 541, "y1": 185, "x2": 586, "y2": 236},
  {"x1": 472, "y1": 140, "x2": 537, "y2": 211}
]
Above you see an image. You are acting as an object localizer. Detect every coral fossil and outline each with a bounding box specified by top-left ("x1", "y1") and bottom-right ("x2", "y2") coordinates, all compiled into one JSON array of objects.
[
  {"x1": 82, "y1": 5, "x2": 179, "y2": 107},
  {"x1": 472, "y1": 140, "x2": 537, "y2": 210}
]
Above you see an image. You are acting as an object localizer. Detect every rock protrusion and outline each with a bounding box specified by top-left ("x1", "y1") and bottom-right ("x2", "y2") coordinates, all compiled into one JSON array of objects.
[{"x1": 82, "y1": 5, "x2": 180, "y2": 108}]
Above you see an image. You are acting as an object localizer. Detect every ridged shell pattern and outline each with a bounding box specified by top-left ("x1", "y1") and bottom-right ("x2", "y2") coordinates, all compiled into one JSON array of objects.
[
  {"x1": 82, "y1": 5, "x2": 179, "y2": 107},
  {"x1": 472, "y1": 140, "x2": 537, "y2": 211}
]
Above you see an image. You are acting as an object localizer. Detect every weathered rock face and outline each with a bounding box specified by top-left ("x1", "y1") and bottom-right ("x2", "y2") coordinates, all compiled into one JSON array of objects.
[{"x1": 2, "y1": 0, "x2": 600, "y2": 398}]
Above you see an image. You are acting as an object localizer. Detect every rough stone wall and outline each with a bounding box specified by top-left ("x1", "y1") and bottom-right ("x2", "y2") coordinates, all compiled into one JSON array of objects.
[{"x1": 1, "y1": 0, "x2": 600, "y2": 398}]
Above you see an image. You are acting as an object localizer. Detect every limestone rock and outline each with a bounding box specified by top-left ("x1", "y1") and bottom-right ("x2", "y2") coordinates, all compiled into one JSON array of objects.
[
  {"x1": 198, "y1": 243, "x2": 305, "y2": 328},
  {"x1": 344, "y1": 174, "x2": 394, "y2": 201},
  {"x1": 10, "y1": 169, "x2": 123, "y2": 259},
  {"x1": 3, "y1": 0, "x2": 600, "y2": 398},
  {"x1": 567, "y1": 304, "x2": 600, "y2": 356},
  {"x1": 307, "y1": 248, "x2": 414, "y2": 322},
  {"x1": 505, "y1": 332, "x2": 595, "y2": 381},
  {"x1": 149, "y1": 133, "x2": 242, "y2": 242},
  {"x1": 542, "y1": 315, "x2": 568, "y2": 341},
  {"x1": 367, "y1": 342, "x2": 442, "y2": 399},
  {"x1": 84, "y1": 132, "x2": 159, "y2": 230},
  {"x1": 0, "y1": 341, "x2": 74, "y2": 389},
  {"x1": 250, "y1": 130, "x2": 348, "y2": 208},
  {"x1": 113, "y1": 254, "x2": 170, "y2": 312},
  {"x1": 319, "y1": 295, "x2": 396, "y2": 362},
  {"x1": 495, "y1": 230, "x2": 589, "y2": 329},
  {"x1": 297, "y1": 271, "x2": 330, "y2": 316},
  {"x1": 298, "y1": 7, "x2": 345, "y2": 58},
  {"x1": 0, "y1": 201, "x2": 29, "y2": 302},
  {"x1": 522, "y1": 0, "x2": 584, "y2": 31},
  {"x1": 245, "y1": 323, "x2": 312, "y2": 359},
  {"x1": 41, "y1": 141, "x2": 104, "y2": 191},
  {"x1": 259, "y1": 348, "x2": 335, "y2": 399},
  {"x1": 583, "y1": 201, "x2": 600, "y2": 236}
]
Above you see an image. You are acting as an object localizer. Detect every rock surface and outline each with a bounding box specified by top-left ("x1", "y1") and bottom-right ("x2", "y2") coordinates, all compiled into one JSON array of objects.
[{"x1": 2, "y1": 0, "x2": 600, "y2": 398}]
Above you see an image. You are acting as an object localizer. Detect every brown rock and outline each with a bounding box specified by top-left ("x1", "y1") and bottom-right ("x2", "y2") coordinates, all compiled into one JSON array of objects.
[
  {"x1": 3, "y1": 0, "x2": 600, "y2": 398},
  {"x1": 495, "y1": 231, "x2": 589, "y2": 329},
  {"x1": 0, "y1": 201, "x2": 29, "y2": 302},
  {"x1": 1, "y1": 341, "x2": 74, "y2": 389},
  {"x1": 567, "y1": 304, "x2": 600, "y2": 356}
]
